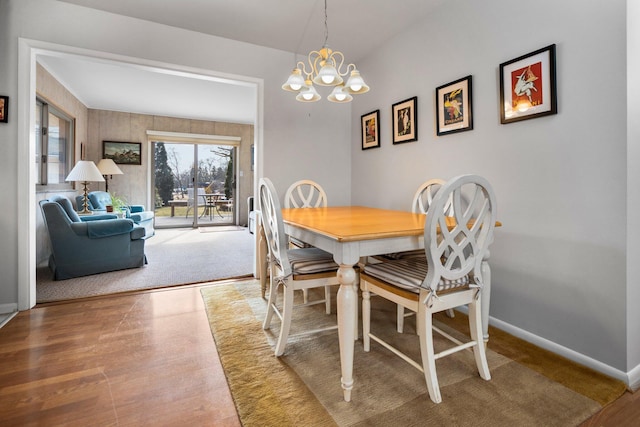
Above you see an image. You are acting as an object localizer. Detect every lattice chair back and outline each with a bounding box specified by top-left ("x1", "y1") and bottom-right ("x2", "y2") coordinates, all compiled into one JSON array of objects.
[
  {"x1": 411, "y1": 178, "x2": 454, "y2": 215},
  {"x1": 258, "y1": 178, "x2": 291, "y2": 276},
  {"x1": 422, "y1": 174, "x2": 497, "y2": 298},
  {"x1": 284, "y1": 180, "x2": 328, "y2": 208}
]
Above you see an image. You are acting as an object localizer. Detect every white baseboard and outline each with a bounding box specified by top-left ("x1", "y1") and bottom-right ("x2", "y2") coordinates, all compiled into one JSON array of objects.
[
  {"x1": 0, "y1": 303, "x2": 17, "y2": 314},
  {"x1": 488, "y1": 315, "x2": 630, "y2": 388},
  {"x1": 627, "y1": 363, "x2": 640, "y2": 391}
]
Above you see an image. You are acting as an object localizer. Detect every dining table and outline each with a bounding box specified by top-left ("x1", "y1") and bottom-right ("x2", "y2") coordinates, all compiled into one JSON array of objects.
[{"x1": 280, "y1": 205, "x2": 498, "y2": 402}]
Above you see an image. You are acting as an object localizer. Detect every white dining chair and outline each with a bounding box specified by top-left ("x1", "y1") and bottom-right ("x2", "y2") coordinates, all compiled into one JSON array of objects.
[
  {"x1": 284, "y1": 179, "x2": 331, "y2": 306},
  {"x1": 359, "y1": 174, "x2": 497, "y2": 403},
  {"x1": 376, "y1": 179, "x2": 454, "y2": 332},
  {"x1": 259, "y1": 178, "x2": 340, "y2": 357}
]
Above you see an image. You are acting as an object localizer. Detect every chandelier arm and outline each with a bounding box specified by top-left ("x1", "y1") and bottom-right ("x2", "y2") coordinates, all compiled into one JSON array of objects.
[{"x1": 331, "y1": 51, "x2": 348, "y2": 76}]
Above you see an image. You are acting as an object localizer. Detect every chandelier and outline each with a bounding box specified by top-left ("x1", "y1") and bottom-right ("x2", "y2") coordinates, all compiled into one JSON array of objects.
[{"x1": 281, "y1": 0, "x2": 369, "y2": 103}]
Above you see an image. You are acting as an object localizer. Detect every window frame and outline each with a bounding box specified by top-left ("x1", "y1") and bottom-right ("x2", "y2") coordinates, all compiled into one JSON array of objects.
[{"x1": 36, "y1": 97, "x2": 76, "y2": 191}]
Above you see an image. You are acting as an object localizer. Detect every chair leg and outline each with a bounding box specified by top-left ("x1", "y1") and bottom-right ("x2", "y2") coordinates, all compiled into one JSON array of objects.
[
  {"x1": 302, "y1": 288, "x2": 309, "y2": 304},
  {"x1": 324, "y1": 285, "x2": 331, "y2": 314},
  {"x1": 274, "y1": 285, "x2": 294, "y2": 357},
  {"x1": 468, "y1": 297, "x2": 491, "y2": 381},
  {"x1": 362, "y1": 287, "x2": 371, "y2": 352},
  {"x1": 445, "y1": 308, "x2": 455, "y2": 318},
  {"x1": 262, "y1": 274, "x2": 278, "y2": 330},
  {"x1": 397, "y1": 305, "x2": 405, "y2": 333},
  {"x1": 418, "y1": 304, "x2": 442, "y2": 404}
]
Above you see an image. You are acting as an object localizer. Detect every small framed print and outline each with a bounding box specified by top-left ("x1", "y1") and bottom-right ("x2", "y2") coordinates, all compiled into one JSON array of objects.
[
  {"x1": 361, "y1": 109, "x2": 380, "y2": 150},
  {"x1": 436, "y1": 75, "x2": 473, "y2": 136},
  {"x1": 500, "y1": 44, "x2": 557, "y2": 124},
  {"x1": 392, "y1": 96, "x2": 417, "y2": 144},
  {"x1": 0, "y1": 96, "x2": 8, "y2": 123}
]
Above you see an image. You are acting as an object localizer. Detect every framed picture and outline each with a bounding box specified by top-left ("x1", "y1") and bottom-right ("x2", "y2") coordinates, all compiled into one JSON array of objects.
[
  {"x1": 436, "y1": 75, "x2": 473, "y2": 136},
  {"x1": 103, "y1": 141, "x2": 142, "y2": 165},
  {"x1": 392, "y1": 96, "x2": 418, "y2": 144},
  {"x1": 361, "y1": 110, "x2": 380, "y2": 150},
  {"x1": 0, "y1": 96, "x2": 8, "y2": 123},
  {"x1": 500, "y1": 44, "x2": 557, "y2": 124}
]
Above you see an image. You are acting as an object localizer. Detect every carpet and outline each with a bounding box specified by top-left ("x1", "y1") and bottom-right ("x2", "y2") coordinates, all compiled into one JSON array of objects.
[
  {"x1": 36, "y1": 227, "x2": 254, "y2": 303},
  {"x1": 201, "y1": 280, "x2": 627, "y2": 427}
]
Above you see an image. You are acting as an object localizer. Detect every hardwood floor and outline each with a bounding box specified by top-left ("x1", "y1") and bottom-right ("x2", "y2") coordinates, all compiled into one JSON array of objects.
[
  {"x1": 0, "y1": 283, "x2": 241, "y2": 427},
  {"x1": 0, "y1": 282, "x2": 637, "y2": 426}
]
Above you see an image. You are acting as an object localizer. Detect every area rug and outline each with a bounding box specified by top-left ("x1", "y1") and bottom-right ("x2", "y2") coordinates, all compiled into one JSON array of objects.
[
  {"x1": 201, "y1": 281, "x2": 626, "y2": 427},
  {"x1": 36, "y1": 228, "x2": 254, "y2": 303}
]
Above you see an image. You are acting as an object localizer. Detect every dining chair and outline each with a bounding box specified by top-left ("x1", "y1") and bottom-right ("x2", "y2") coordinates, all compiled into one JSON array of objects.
[
  {"x1": 377, "y1": 179, "x2": 454, "y2": 332},
  {"x1": 359, "y1": 174, "x2": 497, "y2": 403},
  {"x1": 284, "y1": 179, "x2": 330, "y2": 305},
  {"x1": 259, "y1": 178, "x2": 340, "y2": 357}
]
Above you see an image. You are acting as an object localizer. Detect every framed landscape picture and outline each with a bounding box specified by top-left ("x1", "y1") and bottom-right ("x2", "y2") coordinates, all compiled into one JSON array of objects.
[
  {"x1": 500, "y1": 44, "x2": 557, "y2": 124},
  {"x1": 392, "y1": 96, "x2": 417, "y2": 144},
  {"x1": 361, "y1": 109, "x2": 380, "y2": 150},
  {"x1": 103, "y1": 141, "x2": 142, "y2": 165},
  {"x1": 436, "y1": 75, "x2": 473, "y2": 136}
]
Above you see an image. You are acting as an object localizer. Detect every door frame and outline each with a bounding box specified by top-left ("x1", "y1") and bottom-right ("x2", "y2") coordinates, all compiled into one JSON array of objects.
[{"x1": 18, "y1": 38, "x2": 264, "y2": 310}]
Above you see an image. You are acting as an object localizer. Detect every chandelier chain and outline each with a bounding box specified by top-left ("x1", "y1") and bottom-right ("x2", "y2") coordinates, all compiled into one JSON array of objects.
[{"x1": 323, "y1": 0, "x2": 329, "y2": 46}]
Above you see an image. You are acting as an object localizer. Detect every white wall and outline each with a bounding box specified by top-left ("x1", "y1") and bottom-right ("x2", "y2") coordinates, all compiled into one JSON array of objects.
[
  {"x1": 0, "y1": 0, "x2": 352, "y2": 308},
  {"x1": 351, "y1": 0, "x2": 631, "y2": 373},
  {"x1": 627, "y1": 0, "x2": 640, "y2": 386}
]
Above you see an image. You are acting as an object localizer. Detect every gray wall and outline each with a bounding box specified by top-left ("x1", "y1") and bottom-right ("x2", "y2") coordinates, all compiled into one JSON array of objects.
[{"x1": 351, "y1": 0, "x2": 636, "y2": 378}]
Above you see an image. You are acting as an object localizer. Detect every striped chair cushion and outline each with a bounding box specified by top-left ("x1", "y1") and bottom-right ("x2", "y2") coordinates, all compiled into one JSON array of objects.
[
  {"x1": 363, "y1": 258, "x2": 469, "y2": 293},
  {"x1": 287, "y1": 247, "x2": 339, "y2": 274},
  {"x1": 377, "y1": 249, "x2": 426, "y2": 260}
]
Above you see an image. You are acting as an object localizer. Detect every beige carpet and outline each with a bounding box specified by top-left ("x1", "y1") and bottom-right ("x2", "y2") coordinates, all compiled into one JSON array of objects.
[
  {"x1": 36, "y1": 227, "x2": 254, "y2": 303},
  {"x1": 202, "y1": 280, "x2": 626, "y2": 427}
]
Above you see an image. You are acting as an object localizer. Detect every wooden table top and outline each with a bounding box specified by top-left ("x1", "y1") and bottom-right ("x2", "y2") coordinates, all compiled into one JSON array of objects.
[
  {"x1": 282, "y1": 206, "x2": 425, "y2": 242},
  {"x1": 282, "y1": 205, "x2": 502, "y2": 243}
]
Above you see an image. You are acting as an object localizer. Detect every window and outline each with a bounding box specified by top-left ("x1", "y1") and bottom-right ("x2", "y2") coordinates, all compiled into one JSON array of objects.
[{"x1": 36, "y1": 98, "x2": 75, "y2": 189}]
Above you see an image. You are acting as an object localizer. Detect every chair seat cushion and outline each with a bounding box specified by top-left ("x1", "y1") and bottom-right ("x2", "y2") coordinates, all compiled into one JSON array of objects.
[
  {"x1": 363, "y1": 258, "x2": 469, "y2": 293},
  {"x1": 287, "y1": 247, "x2": 339, "y2": 274},
  {"x1": 377, "y1": 249, "x2": 425, "y2": 260}
]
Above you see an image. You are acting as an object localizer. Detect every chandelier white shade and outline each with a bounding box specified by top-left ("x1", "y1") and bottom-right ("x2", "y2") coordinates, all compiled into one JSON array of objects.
[{"x1": 282, "y1": 0, "x2": 369, "y2": 103}]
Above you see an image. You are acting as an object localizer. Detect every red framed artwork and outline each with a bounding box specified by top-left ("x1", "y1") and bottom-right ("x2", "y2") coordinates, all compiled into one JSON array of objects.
[{"x1": 499, "y1": 44, "x2": 557, "y2": 124}]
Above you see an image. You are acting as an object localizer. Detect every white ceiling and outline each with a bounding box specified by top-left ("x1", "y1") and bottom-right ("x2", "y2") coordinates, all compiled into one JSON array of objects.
[{"x1": 42, "y1": 0, "x2": 444, "y2": 123}]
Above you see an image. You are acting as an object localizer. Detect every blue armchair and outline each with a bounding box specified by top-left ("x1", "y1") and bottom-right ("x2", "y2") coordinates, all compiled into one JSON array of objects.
[
  {"x1": 40, "y1": 195, "x2": 147, "y2": 280},
  {"x1": 76, "y1": 191, "x2": 155, "y2": 238}
]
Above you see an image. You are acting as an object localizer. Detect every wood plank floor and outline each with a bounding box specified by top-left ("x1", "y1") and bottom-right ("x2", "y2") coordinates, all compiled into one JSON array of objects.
[{"x1": 0, "y1": 282, "x2": 637, "y2": 426}]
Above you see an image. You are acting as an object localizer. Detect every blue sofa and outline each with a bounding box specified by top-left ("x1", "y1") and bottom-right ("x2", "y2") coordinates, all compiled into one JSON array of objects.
[
  {"x1": 76, "y1": 191, "x2": 155, "y2": 238},
  {"x1": 40, "y1": 195, "x2": 147, "y2": 280}
]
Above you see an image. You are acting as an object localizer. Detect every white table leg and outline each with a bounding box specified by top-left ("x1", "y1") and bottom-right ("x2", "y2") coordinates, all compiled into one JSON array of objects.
[
  {"x1": 336, "y1": 264, "x2": 358, "y2": 402},
  {"x1": 481, "y1": 253, "x2": 491, "y2": 341}
]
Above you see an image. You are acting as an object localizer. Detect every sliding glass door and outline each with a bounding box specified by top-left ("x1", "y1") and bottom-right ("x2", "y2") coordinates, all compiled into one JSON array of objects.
[{"x1": 153, "y1": 141, "x2": 236, "y2": 228}]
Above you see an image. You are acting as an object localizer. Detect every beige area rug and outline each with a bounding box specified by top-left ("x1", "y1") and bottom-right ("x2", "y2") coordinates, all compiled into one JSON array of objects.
[
  {"x1": 36, "y1": 227, "x2": 255, "y2": 303},
  {"x1": 202, "y1": 281, "x2": 626, "y2": 427}
]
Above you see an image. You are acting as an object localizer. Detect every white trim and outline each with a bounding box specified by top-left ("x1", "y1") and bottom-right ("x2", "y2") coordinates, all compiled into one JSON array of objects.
[
  {"x1": 454, "y1": 306, "x2": 632, "y2": 388},
  {"x1": 0, "y1": 303, "x2": 18, "y2": 315},
  {"x1": 146, "y1": 130, "x2": 241, "y2": 145},
  {"x1": 18, "y1": 38, "x2": 264, "y2": 310},
  {"x1": 0, "y1": 312, "x2": 18, "y2": 329},
  {"x1": 489, "y1": 315, "x2": 630, "y2": 386},
  {"x1": 628, "y1": 363, "x2": 640, "y2": 391}
]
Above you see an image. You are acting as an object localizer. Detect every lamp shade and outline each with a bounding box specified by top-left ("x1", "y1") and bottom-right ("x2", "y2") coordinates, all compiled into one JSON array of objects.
[
  {"x1": 97, "y1": 158, "x2": 124, "y2": 175},
  {"x1": 65, "y1": 160, "x2": 105, "y2": 182}
]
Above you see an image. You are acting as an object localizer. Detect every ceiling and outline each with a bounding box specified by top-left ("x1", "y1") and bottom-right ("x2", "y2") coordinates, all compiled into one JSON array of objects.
[{"x1": 42, "y1": 0, "x2": 444, "y2": 123}]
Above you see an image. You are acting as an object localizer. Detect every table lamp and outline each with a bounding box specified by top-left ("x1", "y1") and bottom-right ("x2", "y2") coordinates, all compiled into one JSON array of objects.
[
  {"x1": 97, "y1": 158, "x2": 123, "y2": 192},
  {"x1": 65, "y1": 160, "x2": 105, "y2": 214}
]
